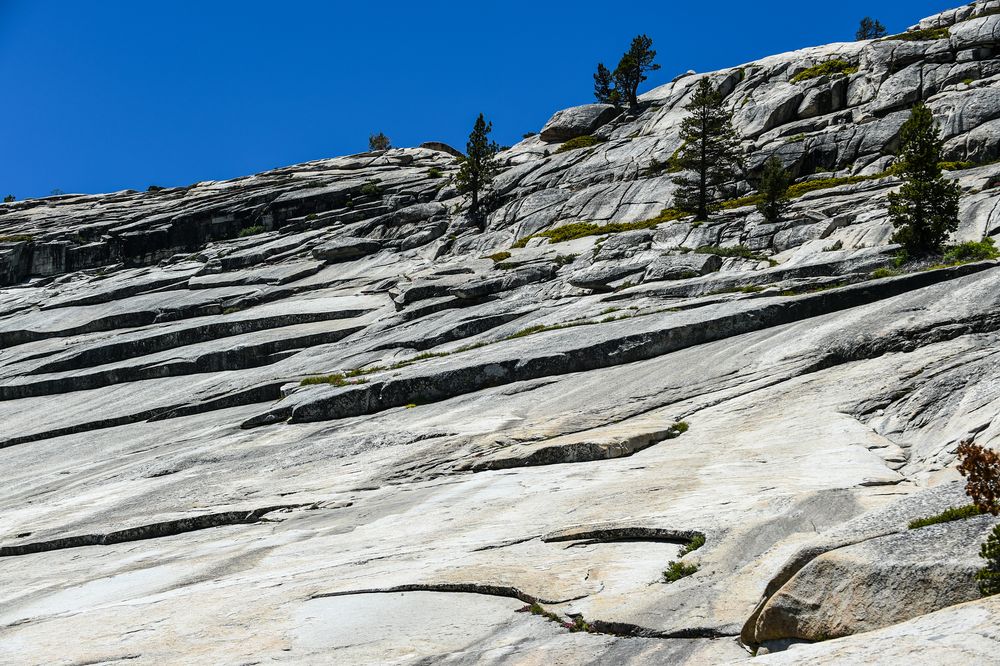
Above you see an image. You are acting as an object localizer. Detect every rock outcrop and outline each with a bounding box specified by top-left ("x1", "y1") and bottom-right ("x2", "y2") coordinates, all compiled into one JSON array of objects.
[{"x1": 2, "y1": 3, "x2": 1000, "y2": 664}]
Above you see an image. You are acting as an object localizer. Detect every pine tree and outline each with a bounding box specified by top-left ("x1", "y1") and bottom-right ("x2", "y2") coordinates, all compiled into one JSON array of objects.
[
  {"x1": 888, "y1": 103, "x2": 961, "y2": 256},
  {"x1": 593, "y1": 63, "x2": 620, "y2": 106},
  {"x1": 613, "y1": 35, "x2": 660, "y2": 108},
  {"x1": 856, "y1": 17, "x2": 888, "y2": 41},
  {"x1": 2, "y1": 195, "x2": 14, "y2": 203},
  {"x1": 756, "y1": 156, "x2": 791, "y2": 223},
  {"x1": 977, "y1": 524, "x2": 1000, "y2": 597},
  {"x1": 455, "y1": 113, "x2": 500, "y2": 220},
  {"x1": 369, "y1": 132, "x2": 391, "y2": 152},
  {"x1": 592, "y1": 35, "x2": 659, "y2": 108},
  {"x1": 672, "y1": 79, "x2": 743, "y2": 221}
]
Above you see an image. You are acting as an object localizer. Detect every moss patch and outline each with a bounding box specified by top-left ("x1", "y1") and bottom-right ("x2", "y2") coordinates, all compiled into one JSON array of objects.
[
  {"x1": 554, "y1": 135, "x2": 606, "y2": 154},
  {"x1": 791, "y1": 60, "x2": 858, "y2": 83},
  {"x1": 886, "y1": 27, "x2": 950, "y2": 41},
  {"x1": 662, "y1": 561, "x2": 698, "y2": 583},
  {"x1": 909, "y1": 505, "x2": 982, "y2": 529}
]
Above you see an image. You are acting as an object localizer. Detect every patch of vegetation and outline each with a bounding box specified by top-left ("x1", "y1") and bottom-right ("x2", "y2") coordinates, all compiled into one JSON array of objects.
[
  {"x1": 942, "y1": 239, "x2": 1000, "y2": 264},
  {"x1": 147, "y1": 184, "x2": 165, "y2": 192},
  {"x1": 305, "y1": 213, "x2": 318, "y2": 221},
  {"x1": 300, "y1": 373, "x2": 368, "y2": 387},
  {"x1": 360, "y1": 179, "x2": 382, "y2": 197},
  {"x1": 554, "y1": 135, "x2": 606, "y2": 154},
  {"x1": 427, "y1": 167, "x2": 444, "y2": 178},
  {"x1": 679, "y1": 533, "x2": 705, "y2": 556},
  {"x1": 512, "y1": 211, "x2": 685, "y2": 248},
  {"x1": 662, "y1": 561, "x2": 698, "y2": 583},
  {"x1": 694, "y1": 245, "x2": 770, "y2": 261},
  {"x1": 405, "y1": 403, "x2": 418, "y2": 409},
  {"x1": 957, "y1": 440, "x2": 1000, "y2": 516},
  {"x1": 554, "y1": 253, "x2": 577, "y2": 267},
  {"x1": 667, "y1": 421, "x2": 689, "y2": 439},
  {"x1": 886, "y1": 27, "x2": 950, "y2": 41},
  {"x1": 786, "y1": 133, "x2": 808, "y2": 144},
  {"x1": 790, "y1": 59, "x2": 858, "y2": 83},
  {"x1": 908, "y1": 504, "x2": 982, "y2": 530},
  {"x1": 962, "y1": 78, "x2": 976, "y2": 86},
  {"x1": 709, "y1": 284, "x2": 766, "y2": 295},
  {"x1": 871, "y1": 267, "x2": 903, "y2": 279},
  {"x1": 2, "y1": 194, "x2": 15, "y2": 203},
  {"x1": 721, "y1": 173, "x2": 886, "y2": 210},
  {"x1": 237, "y1": 225, "x2": 265, "y2": 237},
  {"x1": 939, "y1": 161, "x2": 975, "y2": 171},
  {"x1": 486, "y1": 251, "x2": 512, "y2": 263},
  {"x1": 0, "y1": 234, "x2": 33, "y2": 242},
  {"x1": 979, "y1": 523, "x2": 1000, "y2": 596}
]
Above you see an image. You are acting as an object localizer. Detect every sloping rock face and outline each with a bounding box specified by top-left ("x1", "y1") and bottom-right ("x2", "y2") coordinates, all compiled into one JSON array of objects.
[{"x1": 2, "y1": 3, "x2": 1000, "y2": 664}]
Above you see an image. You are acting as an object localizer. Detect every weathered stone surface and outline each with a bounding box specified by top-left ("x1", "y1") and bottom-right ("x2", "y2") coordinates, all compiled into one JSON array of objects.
[
  {"x1": 539, "y1": 104, "x2": 619, "y2": 142},
  {"x1": 311, "y1": 236, "x2": 381, "y2": 262},
  {"x1": 643, "y1": 253, "x2": 723, "y2": 282}
]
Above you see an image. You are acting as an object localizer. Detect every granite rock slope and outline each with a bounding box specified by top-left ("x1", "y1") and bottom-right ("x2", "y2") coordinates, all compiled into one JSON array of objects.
[{"x1": 2, "y1": 2, "x2": 1000, "y2": 664}]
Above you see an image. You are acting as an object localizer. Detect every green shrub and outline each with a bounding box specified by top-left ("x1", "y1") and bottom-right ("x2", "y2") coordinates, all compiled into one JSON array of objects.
[
  {"x1": 360, "y1": 180, "x2": 381, "y2": 197},
  {"x1": 427, "y1": 167, "x2": 443, "y2": 178},
  {"x1": 787, "y1": 133, "x2": 808, "y2": 143},
  {"x1": 978, "y1": 524, "x2": 1000, "y2": 596},
  {"x1": 962, "y1": 78, "x2": 975, "y2": 86},
  {"x1": 238, "y1": 225, "x2": 264, "y2": 237},
  {"x1": 554, "y1": 135, "x2": 606, "y2": 154},
  {"x1": 942, "y1": 239, "x2": 1000, "y2": 264},
  {"x1": 305, "y1": 213, "x2": 318, "y2": 221},
  {"x1": 886, "y1": 27, "x2": 950, "y2": 41},
  {"x1": 679, "y1": 534, "x2": 705, "y2": 556},
  {"x1": 0, "y1": 234, "x2": 33, "y2": 242},
  {"x1": 2, "y1": 194, "x2": 14, "y2": 203},
  {"x1": 790, "y1": 60, "x2": 858, "y2": 83},
  {"x1": 662, "y1": 561, "x2": 698, "y2": 583},
  {"x1": 486, "y1": 251, "x2": 512, "y2": 263},
  {"x1": 908, "y1": 504, "x2": 982, "y2": 529},
  {"x1": 871, "y1": 267, "x2": 902, "y2": 279}
]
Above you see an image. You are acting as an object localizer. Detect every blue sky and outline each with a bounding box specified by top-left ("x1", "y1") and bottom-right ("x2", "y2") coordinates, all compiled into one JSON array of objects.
[{"x1": 0, "y1": 0, "x2": 960, "y2": 199}]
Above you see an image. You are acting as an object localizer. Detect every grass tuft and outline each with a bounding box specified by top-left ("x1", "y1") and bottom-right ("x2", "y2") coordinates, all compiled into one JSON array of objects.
[
  {"x1": 908, "y1": 504, "x2": 982, "y2": 529},
  {"x1": 662, "y1": 561, "x2": 698, "y2": 583}
]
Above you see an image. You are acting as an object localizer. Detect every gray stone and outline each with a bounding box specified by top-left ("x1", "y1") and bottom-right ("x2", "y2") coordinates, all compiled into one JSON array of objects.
[
  {"x1": 539, "y1": 104, "x2": 620, "y2": 142},
  {"x1": 643, "y1": 253, "x2": 723, "y2": 282}
]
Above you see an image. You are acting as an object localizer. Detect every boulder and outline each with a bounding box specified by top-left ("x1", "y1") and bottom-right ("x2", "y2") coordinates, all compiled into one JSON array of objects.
[
  {"x1": 593, "y1": 230, "x2": 654, "y2": 261},
  {"x1": 419, "y1": 141, "x2": 463, "y2": 157},
  {"x1": 568, "y1": 258, "x2": 652, "y2": 291},
  {"x1": 753, "y1": 515, "x2": 997, "y2": 644},
  {"x1": 642, "y1": 253, "x2": 723, "y2": 282},
  {"x1": 539, "y1": 104, "x2": 619, "y2": 143}
]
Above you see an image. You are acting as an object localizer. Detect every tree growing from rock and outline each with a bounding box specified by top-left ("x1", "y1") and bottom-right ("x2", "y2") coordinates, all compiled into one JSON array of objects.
[
  {"x1": 672, "y1": 78, "x2": 743, "y2": 221},
  {"x1": 957, "y1": 440, "x2": 1000, "y2": 516},
  {"x1": 593, "y1": 64, "x2": 620, "y2": 106},
  {"x1": 455, "y1": 113, "x2": 500, "y2": 221},
  {"x1": 368, "y1": 132, "x2": 391, "y2": 152},
  {"x1": 978, "y1": 524, "x2": 1000, "y2": 596},
  {"x1": 593, "y1": 34, "x2": 660, "y2": 108},
  {"x1": 856, "y1": 17, "x2": 888, "y2": 40},
  {"x1": 888, "y1": 103, "x2": 961, "y2": 256},
  {"x1": 2, "y1": 195, "x2": 13, "y2": 203},
  {"x1": 756, "y1": 156, "x2": 791, "y2": 223}
]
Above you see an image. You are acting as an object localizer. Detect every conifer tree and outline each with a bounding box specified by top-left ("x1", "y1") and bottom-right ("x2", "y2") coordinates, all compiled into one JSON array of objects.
[
  {"x1": 592, "y1": 35, "x2": 659, "y2": 108},
  {"x1": 369, "y1": 132, "x2": 391, "y2": 151},
  {"x1": 593, "y1": 64, "x2": 620, "y2": 106},
  {"x1": 756, "y1": 156, "x2": 791, "y2": 223},
  {"x1": 856, "y1": 17, "x2": 888, "y2": 41},
  {"x1": 672, "y1": 79, "x2": 743, "y2": 221},
  {"x1": 978, "y1": 524, "x2": 1000, "y2": 597},
  {"x1": 455, "y1": 113, "x2": 500, "y2": 220},
  {"x1": 888, "y1": 103, "x2": 961, "y2": 256}
]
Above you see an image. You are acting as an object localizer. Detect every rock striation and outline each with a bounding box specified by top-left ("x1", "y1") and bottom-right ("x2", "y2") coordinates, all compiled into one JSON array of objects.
[{"x1": 2, "y1": 2, "x2": 1000, "y2": 664}]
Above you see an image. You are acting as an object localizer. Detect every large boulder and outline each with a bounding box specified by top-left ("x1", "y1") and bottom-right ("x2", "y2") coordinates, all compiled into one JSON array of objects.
[
  {"x1": 539, "y1": 104, "x2": 619, "y2": 143},
  {"x1": 568, "y1": 257, "x2": 652, "y2": 291},
  {"x1": 752, "y1": 514, "x2": 996, "y2": 645}
]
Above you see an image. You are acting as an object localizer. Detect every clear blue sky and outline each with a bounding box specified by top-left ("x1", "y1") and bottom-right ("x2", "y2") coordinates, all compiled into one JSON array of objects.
[{"x1": 0, "y1": 0, "x2": 960, "y2": 199}]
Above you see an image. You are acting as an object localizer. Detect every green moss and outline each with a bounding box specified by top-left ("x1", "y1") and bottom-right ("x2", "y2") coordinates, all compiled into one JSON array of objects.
[
  {"x1": 962, "y1": 78, "x2": 976, "y2": 86},
  {"x1": 942, "y1": 238, "x2": 1000, "y2": 264},
  {"x1": 405, "y1": 403, "x2": 418, "y2": 409},
  {"x1": 237, "y1": 225, "x2": 264, "y2": 237},
  {"x1": 0, "y1": 234, "x2": 33, "y2": 242},
  {"x1": 886, "y1": 27, "x2": 950, "y2": 41},
  {"x1": 667, "y1": 421, "x2": 689, "y2": 438},
  {"x1": 427, "y1": 167, "x2": 444, "y2": 178},
  {"x1": 486, "y1": 251, "x2": 512, "y2": 263},
  {"x1": 662, "y1": 561, "x2": 698, "y2": 583},
  {"x1": 908, "y1": 504, "x2": 981, "y2": 529},
  {"x1": 511, "y1": 210, "x2": 686, "y2": 248},
  {"x1": 787, "y1": 133, "x2": 808, "y2": 144},
  {"x1": 360, "y1": 179, "x2": 381, "y2": 197},
  {"x1": 709, "y1": 284, "x2": 766, "y2": 295},
  {"x1": 939, "y1": 161, "x2": 975, "y2": 171},
  {"x1": 554, "y1": 135, "x2": 606, "y2": 154},
  {"x1": 790, "y1": 59, "x2": 858, "y2": 83}
]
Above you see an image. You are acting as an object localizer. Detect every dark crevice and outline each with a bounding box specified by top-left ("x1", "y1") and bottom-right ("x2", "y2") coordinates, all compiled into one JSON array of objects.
[{"x1": 0, "y1": 503, "x2": 308, "y2": 557}]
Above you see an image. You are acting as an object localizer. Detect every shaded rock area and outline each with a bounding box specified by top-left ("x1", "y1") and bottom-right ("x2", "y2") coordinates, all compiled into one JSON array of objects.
[{"x1": 2, "y1": 2, "x2": 1000, "y2": 664}]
